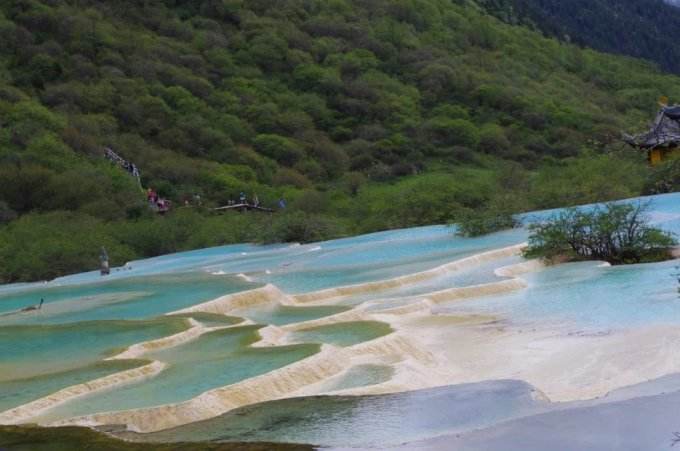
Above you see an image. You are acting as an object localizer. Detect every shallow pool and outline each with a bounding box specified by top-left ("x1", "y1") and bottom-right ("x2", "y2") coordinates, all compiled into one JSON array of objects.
[
  {"x1": 1, "y1": 192, "x2": 680, "y2": 442},
  {"x1": 289, "y1": 321, "x2": 393, "y2": 347}
]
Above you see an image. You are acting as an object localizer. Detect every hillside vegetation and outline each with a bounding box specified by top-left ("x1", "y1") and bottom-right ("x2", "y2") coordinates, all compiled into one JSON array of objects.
[
  {"x1": 1, "y1": 0, "x2": 679, "y2": 282},
  {"x1": 481, "y1": 0, "x2": 680, "y2": 74}
]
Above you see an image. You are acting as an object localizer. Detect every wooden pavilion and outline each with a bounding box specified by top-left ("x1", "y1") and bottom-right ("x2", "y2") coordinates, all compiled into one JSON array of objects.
[{"x1": 624, "y1": 101, "x2": 680, "y2": 165}]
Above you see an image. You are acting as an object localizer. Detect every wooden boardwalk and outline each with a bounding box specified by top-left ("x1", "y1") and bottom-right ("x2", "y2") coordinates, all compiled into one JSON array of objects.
[{"x1": 213, "y1": 203, "x2": 274, "y2": 213}]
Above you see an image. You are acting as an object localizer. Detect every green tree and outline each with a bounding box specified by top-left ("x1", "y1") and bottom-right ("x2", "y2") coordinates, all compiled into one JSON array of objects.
[
  {"x1": 524, "y1": 202, "x2": 676, "y2": 264},
  {"x1": 253, "y1": 134, "x2": 304, "y2": 166},
  {"x1": 529, "y1": 154, "x2": 647, "y2": 209},
  {"x1": 424, "y1": 117, "x2": 480, "y2": 148},
  {"x1": 0, "y1": 212, "x2": 135, "y2": 283}
]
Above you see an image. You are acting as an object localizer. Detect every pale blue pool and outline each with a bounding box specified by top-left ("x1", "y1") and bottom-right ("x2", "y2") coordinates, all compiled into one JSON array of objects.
[{"x1": 0, "y1": 192, "x2": 679, "y2": 443}]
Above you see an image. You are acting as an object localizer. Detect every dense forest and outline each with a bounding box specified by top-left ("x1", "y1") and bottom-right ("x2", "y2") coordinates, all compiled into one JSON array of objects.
[
  {"x1": 1, "y1": 0, "x2": 680, "y2": 282},
  {"x1": 481, "y1": 0, "x2": 680, "y2": 74}
]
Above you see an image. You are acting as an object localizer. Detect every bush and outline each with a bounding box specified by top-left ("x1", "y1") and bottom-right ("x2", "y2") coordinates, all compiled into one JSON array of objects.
[
  {"x1": 259, "y1": 211, "x2": 345, "y2": 243},
  {"x1": 109, "y1": 209, "x2": 203, "y2": 257},
  {"x1": 354, "y1": 171, "x2": 495, "y2": 231},
  {"x1": 253, "y1": 134, "x2": 305, "y2": 166},
  {"x1": 0, "y1": 212, "x2": 136, "y2": 283},
  {"x1": 455, "y1": 207, "x2": 519, "y2": 237},
  {"x1": 184, "y1": 214, "x2": 261, "y2": 249},
  {"x1": 524, "y1": 202, "x2": 676, "y2": 264},
  {"x1": 644, "y1": 154, "x2": 680, "y2": 194},
  {"x1": 478, "y1": 123, "x2": 511, "y2": 155},
  {"x1": 0, "y1": 201, "x2": 17, "y2": 224},
  {"x1": 343, "y1": 171, "x2": 367, "y2": 196},
  {"x1": 273, "y1": 167, "x2": 311, "y2": 188},
  {"x1": 529, "y1": 153, "x2": 647, "y2": 209},
  {"x1": 424, "y1": 117, "x2": 480, "y2": 148}
]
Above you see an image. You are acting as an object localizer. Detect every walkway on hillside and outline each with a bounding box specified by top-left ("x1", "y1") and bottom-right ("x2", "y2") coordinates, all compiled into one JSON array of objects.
[
  {"x1": 214, "y1": 203, "x2": 273, "y2": 213},
  {"x1": 104, "y1": 147, "x2": 141, "y2": 183}
]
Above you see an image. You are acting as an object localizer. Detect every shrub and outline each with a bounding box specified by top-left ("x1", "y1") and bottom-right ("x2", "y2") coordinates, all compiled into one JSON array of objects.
[
  {"x1": 455, "y1": 207, "x2": 519, "y2": 237},
  {"x1": 424, "y1": 117, "x2": 480, "y2": 148},
  {"x1": 478, "y1": 123, "x2": 511, "y2": 155},
  {"x1": 644, "y1": 154, "x2": 680, "y2": 194},
  {"x1": 529, "y1": 153, "x2": 647, "y2": 209},
  {"x1": 253, "y1": 134, "x2": 305, "y2": 166},
  {"x1": 524, "y1": 202, "x2": 676, "y2": 264},
  {"x1": 0, "y1": 201, "x2": 17, "y2": 224},
  {"x1": 0, "y1": 212, "x2": 136, "y2": 283},
  {"x1": 273, "y1": 167, "x2": 311, "y2": 188},
  {"x1": 259, "y1": 211, "x2": 345, "y2": 243}
]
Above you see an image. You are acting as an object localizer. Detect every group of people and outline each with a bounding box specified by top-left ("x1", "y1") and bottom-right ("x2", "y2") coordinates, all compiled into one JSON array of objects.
[
  {"x1": 221, "y1": 193, "x2": 289, "y2": 211},
  {"x1": 225, "y1": 192, "x2": 260, "y2": 207},
  {"x1": 147, "y1": 188, "x2": 171, "y2": 214},
  {"x1": 102, "y1": 147, "x2": 300, "y2": 216},
  {"x1": 104, "y1": 147, "x2": 140, "y2": 178},
  {"x1": 183, "y1": 193, "x2": 203, "y2": 207},
  {"x1": 103, "y1": 149, "x2": 170, "y2": 214},
  {"x1": 104, "y1": 144, "x2": 292, "y2": 215}
]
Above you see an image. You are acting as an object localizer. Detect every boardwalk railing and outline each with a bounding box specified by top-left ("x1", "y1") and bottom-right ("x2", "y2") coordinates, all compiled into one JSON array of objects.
[
  {"x1": 214, "y1": 203, "x2": 273, "y2": 213},
  {"x1": 104, "y1": 147, "x2": 141, "y2": 182}
]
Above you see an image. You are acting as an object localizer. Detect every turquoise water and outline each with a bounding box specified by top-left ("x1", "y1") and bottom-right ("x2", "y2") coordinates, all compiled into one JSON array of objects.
[
  {"x1": 289, "y1": 321, "x2": 393, "y2": 347},
  {"x1": 0, "y1": 360, "x2": 146, "y2": 412},
  {"x1": 0, "y1": 317, "x2": 188, "y2": 381},
  {"x1": 235, "y1": 304, "x2": 349, "y2": 326},
  {"x1": 319, "y1": 364, "x2": 396, "y2": 392},
  {"x1": 118, "y1": 375, "x2": 680, "y2": 449},
  {"x1": 323, "y1": 254, "x2": 525, "y2": 308},
  {"x1": 0, "y1": 273, "x2": 254, "y2": 325},
  {"x1": 35, "y1": 326, "x2": 320, "y2": 423},
  {"x1": 442, "y1": 258, "x2": 680, "y2": 331},
  {"x1": 170, "y1": 312, "x2": 244, "y2": 328},
  {"x1": 1, "y1": 192, "x2": 680, "y2": 440},
  {"x1": 47, "y1": 243, "x2": 275, "y2": 285},
  {"x1": 121, "y1": 381, "x2": 550, "y2": 446},
  {"x1": 259, "y1": 228, "x2": 529, "y2": 293}
]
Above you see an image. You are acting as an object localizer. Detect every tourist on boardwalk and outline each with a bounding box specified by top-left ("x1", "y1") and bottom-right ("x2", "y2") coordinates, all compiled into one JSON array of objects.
[
  {"x1": 147, "y1": 188, "x2": 158, "y2": 204},
  {"x1": 239, "y1": 192, "x2": 246, "y2": 204},
  {"x1": 278, "y1": 198, "x2": 287, "y2": 209},
  {"x1": 253, "y1": 193, "x2": 260, "y2": 207}
]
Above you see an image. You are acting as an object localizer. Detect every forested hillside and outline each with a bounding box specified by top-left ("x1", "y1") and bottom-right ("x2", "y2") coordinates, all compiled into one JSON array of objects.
[
  {"x1": 481, "y1": 0, "x2": 680, "y2": 74},
  {"x1": 1, "y1": 0, "x2": 679, "y2": 282}
]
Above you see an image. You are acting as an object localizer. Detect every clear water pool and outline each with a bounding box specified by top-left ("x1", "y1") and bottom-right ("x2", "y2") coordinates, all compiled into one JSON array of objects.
[{"x1": 1, "y1": 192, "x2": 679, "y2": 442}]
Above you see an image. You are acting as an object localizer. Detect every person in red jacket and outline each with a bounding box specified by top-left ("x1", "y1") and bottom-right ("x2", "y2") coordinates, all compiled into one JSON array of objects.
[{"x1": 147, "y1": 188, "x2": 158, "y2": 204}]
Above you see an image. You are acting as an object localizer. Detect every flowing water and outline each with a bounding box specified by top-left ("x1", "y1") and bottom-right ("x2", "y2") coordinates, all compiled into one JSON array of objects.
[
  {"x1": 1, "y1": 193, "x2": 680, "y2": 446},
  {"x1": 440, "y1": 258, "x2": 680, "y2": 331}
]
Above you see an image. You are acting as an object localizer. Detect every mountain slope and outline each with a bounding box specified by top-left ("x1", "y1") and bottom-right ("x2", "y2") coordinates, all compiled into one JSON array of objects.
[
  {"x1": 482, "y1": 0, "x2": 680, "y2": 74},
  {"x1": 0, "y1": 0, "x2": 679, "y2": 281}
]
